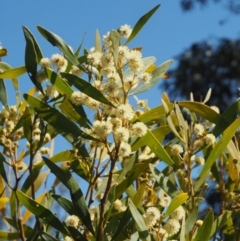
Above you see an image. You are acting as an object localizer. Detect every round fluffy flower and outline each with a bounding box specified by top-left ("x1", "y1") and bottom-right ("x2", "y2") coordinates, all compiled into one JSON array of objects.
[
  {"x1": 118, "y1": 142, "x2": 131, "y2": 157},
  {"x1": 103, "y1": 81, "x2": 119, "y2": 96},
  {"x1": 163, "y1": 219, "x2": 180, "y2": 237},
  {"x1": 196, "y1": 219, "x2": 203, "y2": 227},
  {"x1": 110, "y1": 117, "x2": 122, "y2": 130},
  {"x1": 204, "y1": 133, "x2": 216, "y2": 146},
  {"x1": 103, "y1": 31, "x2": 112, "y2": 48},
  {"x1": 113, "y1": 199, "x2": 127, "y2": 212},
  {"x1": 127, "y1": 50, "x2": 143, "y2": 71},
  {"x1": 107, "y1": 72, "x2": 119, "y2": 82},
  {"x1": 118, "y1": 45, "x2": 130, "y2": 60},
  {"x1": 87, "y1": 51, "x2": 103, "y2": 66},
  {"x1": 45, "y1": 85, "x2": 59, "y2": 98},
  {"x1": 114, "y1": 127, "x2": 129, "y2": 142},
  {"x1": 195, "y1": 156, "x2": 205, "y2": 165},
  {"x1": 40, "y1": 57, "x2": 51, "y2": 68},
  {"x1": 153, "y1": 228, "x2": 168, "y2": 241},
  {"x1": 71, "y1": 91, "x2": 86, "y2": 106},
  {"x1": 159, "y1": 191, "x2": 171, "y2": 207},
  {"x1": 119, "y1": 24, "x2": 132, "y2": 38},
  {"x1": 36, "y1": 69, "x2": 48, "y2": 83},
  {"x1": 115, "y1": 104, "x2": 134, "y2": 120},
  {"x1": 143, "y1": 207, "x2": 161, "y2": 228},
  {"x1": 170, "y1": 206, "x2": 185, "y2": 220},
  {"x1": 183, "y1": 152, "x2": 195, "y2": 163},
  {"x1": 70, "y1": 65, "x2": 83, "y2": 76},
  {"x1": 65, "y1": 215, "x2": 80, "y2": 229},
  {"x1": 171, "y1": 144, "x2": 183, "y2": 156},
  {"x1": 92, "y1": 120, "x2": 113, "y2": 139},
  {"x1": 131, "y1": 122, "x2": 148, "y2": 137},
  {"x1": 51, "y1": 54, "x2": 67, "y2": 72},
  {"x1": 194, "y1": 123, "x2": 204, "y2": 136},
  {"x1": 101, "y1": 52, "x2": 114, "y2": 68},
  {"x1": 139, "y1": 72, "x2": 152, "y2": 84},
  {"x1": 193, "y1": 139, "x2": 205, "y2": 150}
]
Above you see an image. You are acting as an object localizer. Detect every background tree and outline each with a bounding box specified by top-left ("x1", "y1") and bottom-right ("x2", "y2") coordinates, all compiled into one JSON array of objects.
[{"x1": 162, "y1": 0, "x2": 240, "y2": 112}]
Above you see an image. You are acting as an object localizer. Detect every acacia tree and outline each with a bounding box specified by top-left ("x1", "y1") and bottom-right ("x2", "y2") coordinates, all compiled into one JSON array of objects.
[{"x1": 0, "y1": 5, "x2": 240, "y2": 241}]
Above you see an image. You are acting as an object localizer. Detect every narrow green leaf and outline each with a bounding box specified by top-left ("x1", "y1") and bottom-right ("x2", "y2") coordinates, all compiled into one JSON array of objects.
[
  {"x1": 185, "y1": 206, "x2": 198, "y2": 234},
  {"x1": 45, "y1": 68, "x2": 73, "y2": 97},
  {"x1": 178, "y1": 101, "x2": 220, "y2": 123},
  {"x1": 0, "y1": 62, "x2": 19, "y2": 90},
  {"x1": 67, "y1": 226, "x2": 88, "y2": 241},
  {"x1": 0, "y1": 80, "x2": 8, "y2": 108},
  {"x1": 149, "y1": 164, "x2": 179, "y2": 198},
  {"x1": 0, "y1": 153, "x2": 8, "y2": 184},
  {"x1": 115, "y1": 160, "x2": 150, "y2": 199},
  {"x1": 61, "y1": 73, "x2": 115, "y2": 107},
  {"x1": 210, "y1": 211, "x2": 232, "y2": 238},
  {"x1": 164, "y1": 193, "x2": 188, "y2": 217},
  {"x1": 95, "y1": 29, "x2": 102, "y2": 52},
  {"x1": 128, "y1": 199, "x2": 150, "y2": 241},
  {"x1": 22, "y1": 26, "x2": 44, "y2": 95},
  {"x1": 22, "y1": 106, "x2": 32, "y2": 142},
  {"x1": 125, "y1": 4, "x2": 161, "y2": 44},
  {"x1": 110, "y1": 30, "x2": 120, "y2": 67},
  {"x1": 136, "y1": 103, "x2": 174, "y2": 123},
  {"x1": 203, "y1": 88, "x2": 212, "y2": 104},
  {"x1": 16, "y1": 190, "x2": 70, "y2": 236},
  {"x1": 140, "y1": 130, "x2": 174, "y2": 166},
  {"x1": 37, "y1": 26, "x2": 79, "y2": 66},
  {"x1": 41, "y1": 232, "x2": 58, "y2": 241},
  {"x1": 0, "y1": 231, "x2": 19, "y2": 240},
  {"x1": 162, "y1": 99, "x2": 185, "y2": 143},
  {"x1": 52, "y1": 195, "x2": 75, "y2": 215},
  {"x1": 200, "y1": 119, "x2": 240, "y2": 178},
  {"x1": 129, "y1": 59, "x2": 173, "y2": 95},
  {"x1": 131, "y1": 126, "x2": 171, "y2": 151},
  {"x1": 180, "y1": 211, "x2": 186, "y2": 241},
  {"x1": 23, "y1": 94, "x2": 93, "y2": 141},
  {"x1": 42, "y1": 157, "x2": 95, "y2": 235},
  {"x1": 194, "y1": 211, "x2": 213, "y2": 241},
  {"x1": 213, "y1": 98, "x2": 240, "y2": 137}
]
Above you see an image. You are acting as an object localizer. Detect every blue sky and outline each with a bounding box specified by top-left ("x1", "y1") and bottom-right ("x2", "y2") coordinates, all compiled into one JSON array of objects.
[
  {"x1": 1, "y1": 1, "x2": 240, "y2": 101},
  {"x1": 1, "y1": 1, "x2": 240, "y2": 152}
]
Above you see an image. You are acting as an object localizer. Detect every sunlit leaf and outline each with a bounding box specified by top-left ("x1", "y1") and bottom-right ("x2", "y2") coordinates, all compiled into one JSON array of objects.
[
  {"x1": 52, "y1": 195, "x2": 75, "y2": 215},
  {"x1": 0, "y1": 66, "x2": 26, "y2": 80},
  {"x1": 203, "y1": 88, "x2": 212, "y2": 104},
  {"x1": 110, "y1": 30, "x2": 120, "y2": 68},
  {"x1": 125, "y1": 4, "x2": 161, "y2": 44},
  {"x1": 95, "y1": 29, "x2": 102, "y2": 53},
  {"x1": 45, "y1": 68, "x2": 73, "y2": 97},
  {"x1": 128, "y1": 199, "x2": 150, "y2": 241},
  {"x1": 164, "y1": 193, "x2": 188, "y2": 217},
  {"x1": 0, "y1": 231, "x2": 19, "y2": 240},
  {"x1": 17, "y1": 190, "x2": 70, "y2": 236}
]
